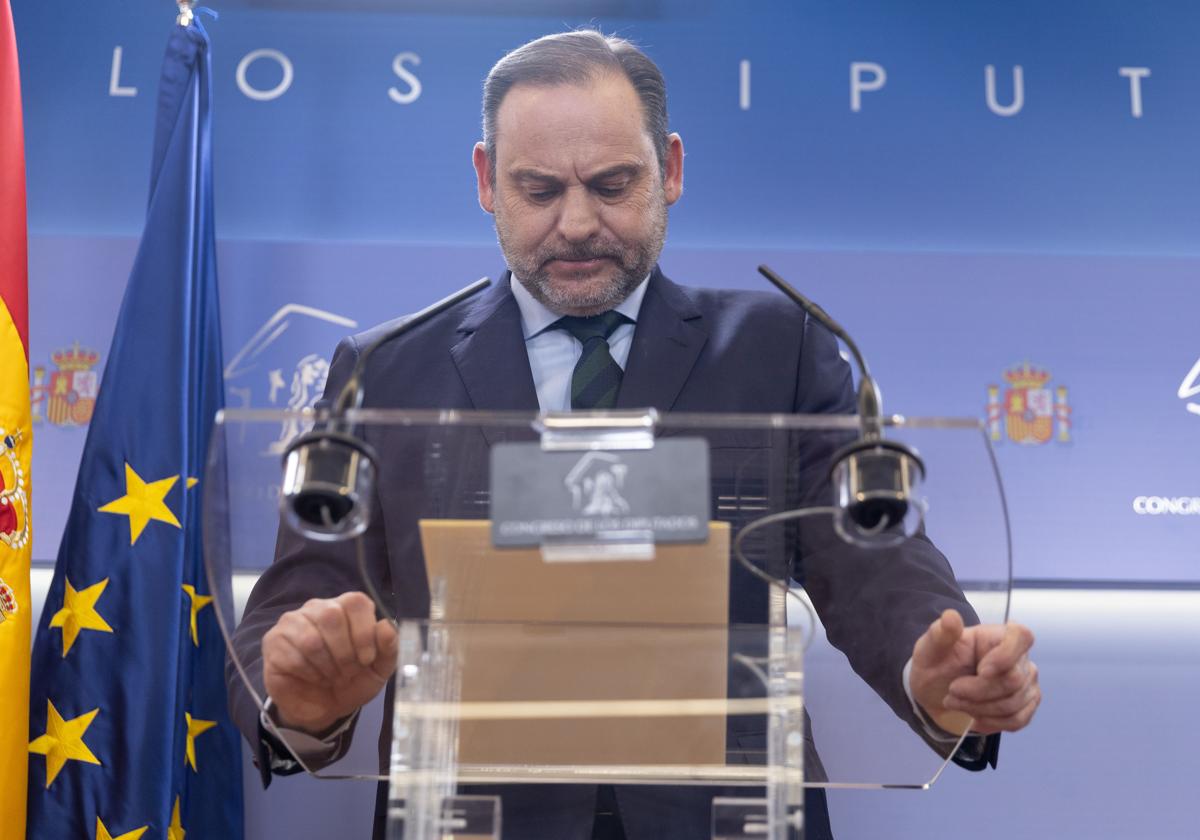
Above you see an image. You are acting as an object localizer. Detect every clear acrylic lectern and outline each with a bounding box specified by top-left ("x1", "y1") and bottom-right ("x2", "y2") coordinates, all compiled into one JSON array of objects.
[{"x1": 206, "y1": 408, "x2": 1012, "y2": 840}]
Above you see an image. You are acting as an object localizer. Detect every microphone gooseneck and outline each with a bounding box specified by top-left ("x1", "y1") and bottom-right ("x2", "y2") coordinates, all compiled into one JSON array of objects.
[
  {"x1": 280, "y1": 277, "x2": 492, "y2": 541},
  {"x1": 757, "y1": 264, "x2": 883, "y2": 439},
  {"x1": 758, "y1": 264, "x2": 924, "y2": 546},
  {"x1": 333, "y1": 277, "x2": 493, "y2": 416}
]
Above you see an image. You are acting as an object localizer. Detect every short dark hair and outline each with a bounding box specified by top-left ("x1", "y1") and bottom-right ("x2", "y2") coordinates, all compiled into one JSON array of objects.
[{"x1": 482, "y1": 30, "x2": 670, "y2": 180}]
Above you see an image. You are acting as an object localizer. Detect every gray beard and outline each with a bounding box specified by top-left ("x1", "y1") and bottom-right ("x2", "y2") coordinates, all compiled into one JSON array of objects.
[{"x1": 495, "y1": 204, "x2": 667, "y2": 316}]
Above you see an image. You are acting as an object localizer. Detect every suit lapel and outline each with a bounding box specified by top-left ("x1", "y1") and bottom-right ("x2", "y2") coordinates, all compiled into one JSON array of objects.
[
  {"x1": 449, "y1": 267, "x2": 707, "y2": 427},
  {"x1": 616, "y1": 268, "x2": 708, "y2": 411},
  {"x1": 450, "y1": 273, "x2": 540, "y2": 443}
]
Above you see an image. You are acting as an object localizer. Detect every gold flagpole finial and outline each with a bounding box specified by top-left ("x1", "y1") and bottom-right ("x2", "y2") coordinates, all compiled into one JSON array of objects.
[{"x1": 177, "y1": 1, "x2": 195, "y2": 27}]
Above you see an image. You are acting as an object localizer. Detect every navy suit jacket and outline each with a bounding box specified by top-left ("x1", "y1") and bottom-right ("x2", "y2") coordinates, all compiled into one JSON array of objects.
[{"x1": 229, "y1": 267, "x2": 997, "y2": 839}]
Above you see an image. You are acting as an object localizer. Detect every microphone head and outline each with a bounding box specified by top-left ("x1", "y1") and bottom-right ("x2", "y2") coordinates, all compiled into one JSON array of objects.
[
  {"x1": 829, "y1": 439, "x2": 926, "y2": 547},
  {"x1": 280, "y1": 429, "x2": 378, "y2": 541}
]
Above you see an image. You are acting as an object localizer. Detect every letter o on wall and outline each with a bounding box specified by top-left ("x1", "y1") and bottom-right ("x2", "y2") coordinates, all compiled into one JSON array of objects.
[{"x1": 236, "y1": 49, "x2": 294, "y2": 101}]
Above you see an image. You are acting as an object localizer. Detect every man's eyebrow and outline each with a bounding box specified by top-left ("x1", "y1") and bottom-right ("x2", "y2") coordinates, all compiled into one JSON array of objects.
[
  {"x1": 508, "y1": 164, "x2": 645, "y2": 184},
  {"x1": 586, "y1": 163, "x2": 643, "y2": 182},
  {"x1": 509, "y1": 168, "x2": 562, "y2": 183}
]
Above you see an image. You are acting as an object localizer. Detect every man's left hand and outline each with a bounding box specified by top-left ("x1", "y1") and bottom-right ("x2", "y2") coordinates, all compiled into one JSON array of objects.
[{"x1": 909, "y1": 609, "x2": 1041, "y2": 736}]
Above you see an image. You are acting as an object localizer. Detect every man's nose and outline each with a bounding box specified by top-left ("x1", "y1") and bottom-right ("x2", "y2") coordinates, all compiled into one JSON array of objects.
[{"x1": 556, "y1": 185, "x2": 601, "y2": 243}]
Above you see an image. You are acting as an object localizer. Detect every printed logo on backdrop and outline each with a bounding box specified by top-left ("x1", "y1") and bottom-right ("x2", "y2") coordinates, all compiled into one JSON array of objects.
[
  {"x1": 1129, "y1": 357, "x2": 1200, "y2": 519},
  {"x1": 987, "y1": 362, "x2": 1071, "y2": 445},
  {"x1": 31, "y1": 343, "x2": 101, "y2": 427},
  {"x1": 1179, "y1": 356, "x2": 1200, "y2": 418},
  {"x1": 1132, "y1": 496, "x2": 1200, "y2": 517},
  {"x1": 224, "y1": 304, "x2": 358, "y2": 456}
]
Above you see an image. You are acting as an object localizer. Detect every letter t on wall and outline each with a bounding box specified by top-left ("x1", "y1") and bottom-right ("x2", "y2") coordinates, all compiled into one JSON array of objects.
[{"x1": 1119, "y1": 67, "x2": 1150, "y2": 118}]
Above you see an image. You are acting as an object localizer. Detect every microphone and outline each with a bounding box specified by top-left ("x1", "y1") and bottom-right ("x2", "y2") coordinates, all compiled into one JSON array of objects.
[
  {"x1": 280, "y1": 277, "x2": 492, "y2": 541},
  {"x1": 757, "y1": 265, "x2": 925, "y2": 546}
]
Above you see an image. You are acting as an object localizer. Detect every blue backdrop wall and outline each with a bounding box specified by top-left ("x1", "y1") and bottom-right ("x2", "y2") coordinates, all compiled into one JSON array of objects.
[{"x1": 14, "y1": 0, "x2": 1200, "y2": 581}]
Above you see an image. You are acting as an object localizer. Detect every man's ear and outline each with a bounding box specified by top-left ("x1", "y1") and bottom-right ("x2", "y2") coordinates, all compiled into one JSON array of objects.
[
  {"x1": 663, "y1": 133, "x2": 684, "y2": 205},
  {"x1": 473, "y1": 142, "x2": 495, "y2": 214}
]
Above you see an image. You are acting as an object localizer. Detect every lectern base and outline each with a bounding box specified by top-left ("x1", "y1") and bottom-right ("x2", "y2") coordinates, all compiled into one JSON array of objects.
[
  {"x1": 388, "y1": 794, "x2": 501, "y2": 840},
  {"x1": 713, "y1": 796, "x2": 804, "y2": 840},
  {"x1": 387, "y1": 792, "x2": 806, "y2": 839}
]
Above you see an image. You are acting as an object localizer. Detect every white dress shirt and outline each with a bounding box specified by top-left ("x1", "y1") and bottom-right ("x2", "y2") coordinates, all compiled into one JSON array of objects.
[{"x1": 508, "y1": 273, "x2": 649, "y2": 411}]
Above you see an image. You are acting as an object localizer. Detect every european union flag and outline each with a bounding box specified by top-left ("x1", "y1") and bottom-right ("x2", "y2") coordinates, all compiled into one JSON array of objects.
[{"x1": 27, "y1": 17, "x2": 242, "y2": 839}]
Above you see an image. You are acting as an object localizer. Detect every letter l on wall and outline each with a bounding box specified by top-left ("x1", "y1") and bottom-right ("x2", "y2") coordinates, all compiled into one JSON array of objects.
[{"x1": 109, "y1": 46, "x2": 137, "y2": 97}]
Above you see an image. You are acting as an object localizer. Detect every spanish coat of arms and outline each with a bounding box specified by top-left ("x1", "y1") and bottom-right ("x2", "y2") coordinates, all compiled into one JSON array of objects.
[{"x1": 987, "y1": 362, "x2": 1071, "y2": 445}]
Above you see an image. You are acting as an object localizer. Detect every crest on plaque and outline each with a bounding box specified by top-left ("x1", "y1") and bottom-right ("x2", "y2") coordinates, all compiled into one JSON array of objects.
[
  {"x1": 565, "y1": 452, "x2": 631, "y2": 516},
  {"x1": 987, "y1": 362, "x2": 1071, "y2": 445}
]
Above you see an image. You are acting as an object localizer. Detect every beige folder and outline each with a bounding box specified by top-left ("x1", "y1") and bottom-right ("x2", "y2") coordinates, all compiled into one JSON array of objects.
[{"x1": 418, "y1": 520, "x2": 731, "y2": 768}]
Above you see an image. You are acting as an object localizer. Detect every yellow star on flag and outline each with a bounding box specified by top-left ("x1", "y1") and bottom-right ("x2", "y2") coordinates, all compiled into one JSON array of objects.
[
  {"x1": 185, "y1": 712, "x2": 218, "y2": 772},
  {"x1": 96, "y1": 816, "x2": 148, "y2": 840},
  {"x1": 186, "y1": 476, "x2": 198, "y2": 489},
  {"x1": 49, "y1": 577, "x2": 114, "y2": 657},
  {"x1": 98, "y1": 463, "x2": 181, "y2": 545},
  {"x1": 181, "y1": 584, "x2": 213, "y2": 647},
  {"x1": 168, "y1": 797, "x2": 186, "y2": 840},
  {"x1": 28, "y1": 699, "x2": 102, "y2": 787}
]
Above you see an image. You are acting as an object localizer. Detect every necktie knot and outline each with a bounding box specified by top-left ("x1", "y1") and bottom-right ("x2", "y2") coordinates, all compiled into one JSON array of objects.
[{"x1": 553, "y1": 311, "x2": 628, "y2": 344}]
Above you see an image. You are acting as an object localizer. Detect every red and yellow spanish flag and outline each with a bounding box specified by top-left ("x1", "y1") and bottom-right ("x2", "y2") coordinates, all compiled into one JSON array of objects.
[{"x1": 0, "y1": 0, "x2": 31, "y2": 834}]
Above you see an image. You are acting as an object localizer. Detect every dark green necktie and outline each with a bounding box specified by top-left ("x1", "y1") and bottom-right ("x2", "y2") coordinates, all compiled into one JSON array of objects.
[{"x1": 555, "y1": 311, "x2": 628, "y2": 409}]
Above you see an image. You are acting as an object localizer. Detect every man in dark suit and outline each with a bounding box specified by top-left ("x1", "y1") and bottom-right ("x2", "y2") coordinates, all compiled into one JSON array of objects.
[{"x1": 228, "y1": 30, "x2": 1040, "y2": 840}]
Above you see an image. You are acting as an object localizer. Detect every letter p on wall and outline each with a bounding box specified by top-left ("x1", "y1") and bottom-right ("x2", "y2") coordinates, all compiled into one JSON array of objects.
[{"x1": 850, "y1": 62, "x2": 887, "y2": 112}]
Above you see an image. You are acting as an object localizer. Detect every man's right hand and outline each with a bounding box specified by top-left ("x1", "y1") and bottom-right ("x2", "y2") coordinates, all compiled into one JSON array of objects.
[{"x1": 262, "y1": 591, "x2": 399, "y2": 735}]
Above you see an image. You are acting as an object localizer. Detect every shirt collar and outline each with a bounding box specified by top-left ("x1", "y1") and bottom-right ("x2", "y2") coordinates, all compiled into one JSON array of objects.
[{"x1": 509, "y1": 272, "x2": 650, "y2": 340}]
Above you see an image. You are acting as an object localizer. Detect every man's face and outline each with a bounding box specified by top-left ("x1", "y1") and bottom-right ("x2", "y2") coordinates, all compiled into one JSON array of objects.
[{"x1": 473, "y1": 72, "x2": 684, "y2": 317}]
